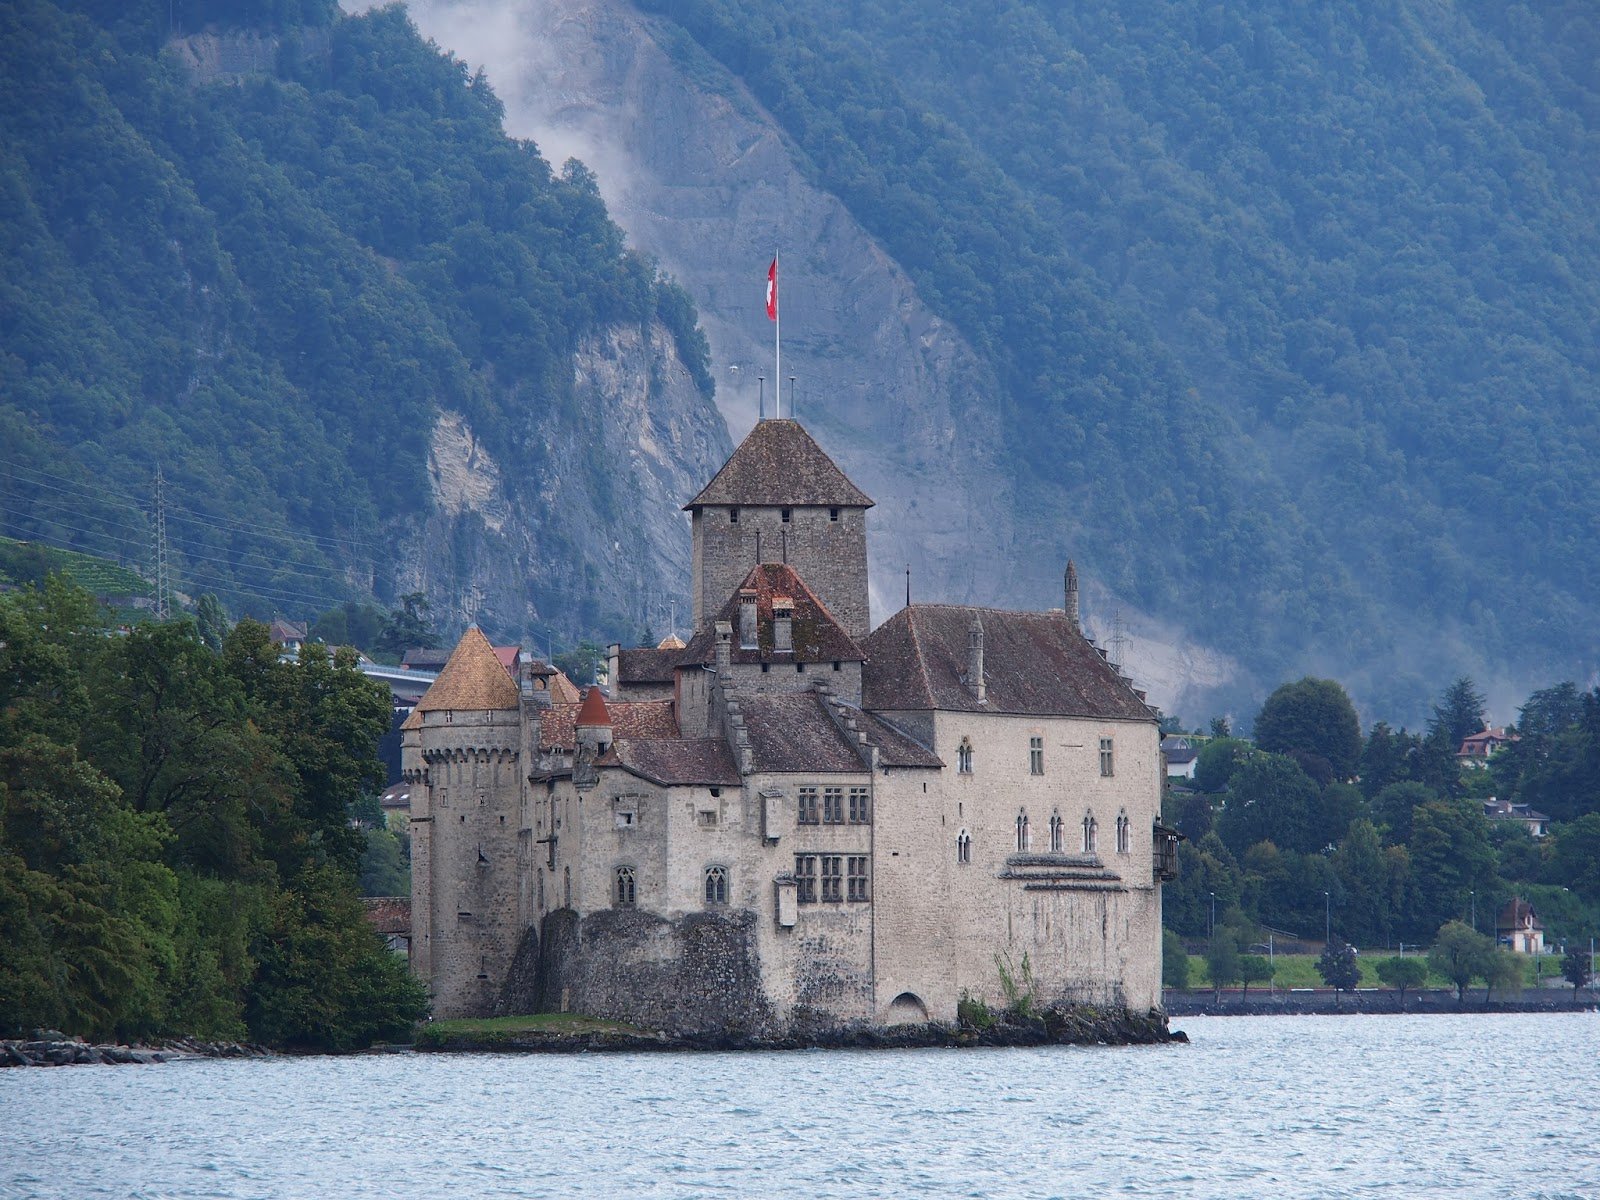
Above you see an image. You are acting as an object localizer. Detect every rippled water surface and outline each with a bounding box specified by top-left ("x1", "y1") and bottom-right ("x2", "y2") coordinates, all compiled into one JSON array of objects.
[{"x1": 4, "y1": 1013, "x2": 1597, "y2": 1199}]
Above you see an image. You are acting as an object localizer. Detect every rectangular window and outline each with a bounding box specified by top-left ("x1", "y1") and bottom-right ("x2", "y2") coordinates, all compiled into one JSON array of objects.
[
  {"x1": 795, "y1": 855, "x2": 817, "y2": 904},
  {"x1": 848, "y1": 786, "x2": 871, "y2": 824},
  {"x1": 1100, "y1": 737, "x2": 1115, "y2": 777},
  {"x1": 781, "y1": 507, "x2": 792, "y2": 523},
  {"x1": 829, "y1": 507, "x2": 840, "y2": 522},
  {"x1": 820, "y1": 855, "x2": 843, "y2": 902},
  {"x1": 1029, "y1": 736, "x2": 1044, "y2": 775},
  {"x1": 797, "y1": 787, "x2": 819, "y2": 825},
  {"x1": 729, "y1": 507, "x2": 739, "y2": 523},
  {"x1": 847, "y1": 856, "x2": 870, "y2": 902},
  {"x1": 823, "y1": 787, "x2": 844, "y2": 824}
]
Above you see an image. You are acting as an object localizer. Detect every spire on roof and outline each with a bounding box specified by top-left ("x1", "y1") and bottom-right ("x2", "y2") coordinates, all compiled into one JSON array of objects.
[
  {"x1": 1065, "y1": 560, "x2": 1080, "y2": 633},
  {"x1": 415, "y1": 626, "x2": 520, "y2": 712}
]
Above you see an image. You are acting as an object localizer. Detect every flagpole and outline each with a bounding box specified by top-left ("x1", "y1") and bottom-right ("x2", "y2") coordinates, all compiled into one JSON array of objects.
[{"x1": 774, "y1": 250, "x2": 781, "y2": 419}]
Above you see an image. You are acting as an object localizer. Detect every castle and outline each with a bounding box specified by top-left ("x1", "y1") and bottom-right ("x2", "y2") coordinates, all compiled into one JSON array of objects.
[{"x1": 404, "y1": 419, "x2": 1178, "y2": 1032}]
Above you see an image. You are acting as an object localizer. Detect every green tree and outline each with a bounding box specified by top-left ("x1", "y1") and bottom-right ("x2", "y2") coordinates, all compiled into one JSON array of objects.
[
  {"x1": 1561, "y1": 946, "x2": 1592, "y2": 995},
  {"x1": 1332, "y1": 819, "x2": 1391, "y2": 946},
  {"x1": 375, "y1": 593, "x2": 434, "y2": 659},
  {"x1": 1239, "y1": 954, "x2": 1273, "y2": 999},
  {"x1": 555, "y1": 638, "x2": 605, "y2": 687},
  {"x1": 1162, "y1": 928, "x2": 1190, "y2": 990},
  {"x1": 1482, "y1": 949, "x2": 1525, "y2": 1008},
  {"x1": 1316, "y1": 940, "x2": 1360, "y2": 1006},
  {"x1": 1359, "y1": 722, "x2": 1422, "y2": 799},
  {"x1": 1370, "y1": 781, "x2": 1434, "y2": 845},
  {"x1": 1216, "y1": 753, "x2": 1321, "y2": 856},
  {"x1": 1254, "y1": 678, "x2": 1362, "y2": 779},
  {"x1": 195, "y1": 594, "x2": 230, "y2": 653},
  {"x1": 1430, "y1": 677, "x2": 1488, "y2": 750},
  {"x1": 1193, "y1": 737, "x2": 1253, "y2": 794},
  {"x1": 1205, "y1": 931, "x2": 1241, "y2": 1002},
  {"x1": 1407, "y1": 799, "x2": 1497, "y2": 937},
  {"x1": 1376, "y1": 955, "x2": 1429, "y2": 1009},
  {"x1": 1428, "y1": 920, "x2": 1494, "y2": 1005}
]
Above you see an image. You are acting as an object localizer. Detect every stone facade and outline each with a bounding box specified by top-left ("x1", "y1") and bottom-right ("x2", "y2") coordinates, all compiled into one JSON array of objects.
[{"x1": 409, "y1": 420, "x2": 1174, "y2": 1030}]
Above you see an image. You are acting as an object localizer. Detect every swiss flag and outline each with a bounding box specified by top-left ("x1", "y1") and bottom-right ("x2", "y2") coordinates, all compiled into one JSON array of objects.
[{"x1": 766, "y1": 258, "x2": 778, "y2": 321}]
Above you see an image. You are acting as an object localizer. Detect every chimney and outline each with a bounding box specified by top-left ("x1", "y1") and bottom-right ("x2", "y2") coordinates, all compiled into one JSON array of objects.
[
  {"x1": 967, "y1": 613, "x2": 986, "y2": 704},
  {"x1": 1065, "y1": 560, "x2": 1080, "y2": 633},
  {"x1": 715, "y1": 620, "x2": 733, "y2": 676},
  {"x1": 606, "y1": 642, "x2": 621, "y2": 693},
  {"x1": 773, "y1": 597, "x2": 793, "y2": 652},
  {"x1": 738, "y1": 590, "x2": 759, "y2": 649}
]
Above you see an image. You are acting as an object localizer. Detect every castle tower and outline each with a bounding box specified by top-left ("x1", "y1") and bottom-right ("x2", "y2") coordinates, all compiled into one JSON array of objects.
[
  {"x1": 685, "y1": 419, "x2": 873, "y2": 640},
  {"x1": 409, "y1": 626, "x2": 523, "y2": 1018}
]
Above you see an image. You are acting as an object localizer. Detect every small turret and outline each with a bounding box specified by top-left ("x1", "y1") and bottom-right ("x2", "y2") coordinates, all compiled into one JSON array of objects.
[
  {"x1": 1065, "y1": 560, "x2": 1081, "y2": 634},
  {"x1": 575, "y1": 686, "x2": 612, "y2": 759}
]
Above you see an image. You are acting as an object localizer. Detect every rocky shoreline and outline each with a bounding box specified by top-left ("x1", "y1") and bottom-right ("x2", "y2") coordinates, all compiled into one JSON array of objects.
[
  {"x1": 415, "y1": 1006, "x2": 1185, "y2": 1055},
  {"x1": 0, "y1": 1032, "x2": 270, "y2": 1068}
]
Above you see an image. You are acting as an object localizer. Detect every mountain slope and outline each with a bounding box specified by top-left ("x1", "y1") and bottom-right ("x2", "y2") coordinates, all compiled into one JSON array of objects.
[{"x1": 0, "y1": 0, "x2": 729, "y2": 644}]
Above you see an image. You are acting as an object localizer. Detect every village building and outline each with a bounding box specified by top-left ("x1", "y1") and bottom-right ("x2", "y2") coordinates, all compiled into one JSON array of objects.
[
  {"x1": 405, "y1": 419, "x2": 1177, "y2": 1032},
  {"x1": 1496, "y1": 897, "x2": 1545, "y2": 954}
]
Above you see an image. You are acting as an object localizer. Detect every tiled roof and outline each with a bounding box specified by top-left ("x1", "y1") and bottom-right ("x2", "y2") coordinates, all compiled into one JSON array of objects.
[
  {"x1": 362, "y1": 896, "x2": 411, "y2": 936},
  {"x1": 268, "y1": 618, "x2": 308, "y2": 644},
  {"x1": 379, "y1": 782, "x2": 412, "y2": 809},
  {"x1": 493, "y1": 645, "x2": 521, "y2": 672},
  {"x1": 399, "y1": 708, "x2": 422, "y2": 731},
  {"x1": 401, "y1": 647, "x2": 451, "y2": 669},
  {"x1": 685, "y1": 419, "x2": 873, "y2": 509},
  {"x1": 740, "y1": 692, "x2": 869, "y2": 773},
  {"x1": 617, "y1": 646, "x2": 682, "y2": 684},
  {"x1": 416, "y1": 626, "x2": 520, "y2": 712},
  {"x1": 657, "y1": 634, "x2": 686, "y2": 650},
  {"x1": 1496, "y1": 897, "x2": 1542, "y2": 929},
  {"x1": 598, "y1": 738, "x2": 741, "y2": 787},
  {"x1": 861, "y1": 605, "x2": 1156, "y2": 721},
  {"x1": 851, "y1": 707, "x2": 944, "y2": 769},
  {"x1": 681, "y1": 563, "x2": 865, "y2": 666},
  {"x1": 539, "y1": 699, "x2": 678, "y2": 750},
  {"x1": 576, "y1": 686, "x2": 611, "y2": 727}
]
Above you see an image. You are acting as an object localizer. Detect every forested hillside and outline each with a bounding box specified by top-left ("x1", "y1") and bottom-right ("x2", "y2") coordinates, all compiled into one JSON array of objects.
[
  {"x1": 0, "y1": 0, "x2": 717, "y2": 643},
  {"x1": 636, "y1": 0, "x2": 1600, "y2": 718}
]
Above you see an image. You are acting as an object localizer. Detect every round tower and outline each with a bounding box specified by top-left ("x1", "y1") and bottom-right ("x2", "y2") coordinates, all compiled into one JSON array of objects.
[{"x1": 410, "y1": 626, "x2": 523, "y2": 1018}]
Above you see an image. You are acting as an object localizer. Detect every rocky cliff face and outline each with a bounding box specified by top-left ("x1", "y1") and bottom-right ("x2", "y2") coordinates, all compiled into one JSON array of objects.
[
  {"x1": 372, "y1": 0, "x2": 1231, "y2": 713},
  {"x1": 395, "y1": 320, "x2": 731, "y2": 642}
]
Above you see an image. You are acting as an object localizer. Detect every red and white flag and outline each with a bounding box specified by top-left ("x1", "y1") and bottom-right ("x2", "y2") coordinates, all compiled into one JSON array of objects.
[{"x1": 766, "y1": 258, "x2": 778, "y2": 321}]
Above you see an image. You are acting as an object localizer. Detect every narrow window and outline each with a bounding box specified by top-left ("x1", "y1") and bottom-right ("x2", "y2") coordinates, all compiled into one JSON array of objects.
[
  {"x1": 1116, "y1": 811, "x2": 1130, "y2": 855},
  {"x1": 1099, "y1": 737, "x2": 1115, "y2": 777},
  {"x1": 1016, "y1": 809, "x2": 1030, "y2": 851},
  {"x1": 729, "y1": 507, "x2": 739, "y2": 523},
  {"x1": 957, "y1": 737, "x2": 973, "y2": 775},
  {"x1": 704, "y1": 865, "x2": 728, "y2": 905},
  {"x1": 796, "y1": 662, "x2": 805, "y2": 673},
  {"x1": 1030, "y1": 736, "x2": 1044, "y2": 775},
  {"x1": 823, "y1": 787, "x2": 844, "y2": 824},
  {"x1": 795, "y1": 854, "x2": 817, "y2": 904},
  {"x1": 957, "y1": 830, "x2": 971, "y2": 864},
  {"x1": 614, "y1": 865, "x2": 636, "y2": 907},
  {"x1": 821, "y1": 856, "x2": 843, "y2": 902},
  {"x1": 1082, "y1": 813, "x2": 1098, "y2": 854},
  {"x1": 1049, "y1": 810, "x2": 1063, "y2": 852},
  {"x1": 781, "y1": 507, "x2": 792, "y2": 523},
  {"x1": 833, "y1": 661, "x2": 842, "y2": 671},
  {"x1": 848, "y1": 786, "x2": 871, "y2": 824},
  {"x1": 797, "y1": 787, "x2": 819, "y2": 825},
  {"x1": 829, "y1": 507, "x2": 840, "y2": 522},
  {"x1": 847, "y1": 856, "x2": 870, "y2": 902}
]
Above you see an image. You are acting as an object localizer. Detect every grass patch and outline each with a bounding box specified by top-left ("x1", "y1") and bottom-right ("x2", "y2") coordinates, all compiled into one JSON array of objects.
[{"x1": 416, "y1": 1012, "x2": 649, "y2": 1043}]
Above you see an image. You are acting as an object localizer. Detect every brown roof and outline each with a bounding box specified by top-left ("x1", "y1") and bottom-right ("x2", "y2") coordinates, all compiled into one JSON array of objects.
[
  {"x1": 576, "y1": 686, "x2": 611, "y2": 727},
  {"x1": 399, "y1": 708, "x2": 422, "y2": 731},
  {"x1": 657, "y1": 634, "x2": 686, "y2": 650},
  {"x1": 598, "y1": 738, "x2": 741, "y2": 787},
  {"x1": 681, "y1": 563, "x2": 865, "y2": 666},
  {"x1": 685, "y1": 419, "x2": 873, "y2": 509},
  {"x1": 268, "y1": 618, "x2": 308, "y2": 644},
  {"x1": 539, "y1": 699, "x2": 678, "y2": 750},
  {"x1": 851, "y1": 708, "x2": 944, "y2": 769},
  {"x1": 415, "y1": 626, "x2": 521, "y2": 713},
  {"x1": 362, "y1": 896, "x2": 410, "y2": 936},
  {"x1": 379, "y1": 782, "x2": 412, "y2": 809},
  {"x1": 401, "y1": 647, "x2": 451, "y2": 669},
  {"x1": 741, "y1": 692, "x2": 869, "y2": 773},
  {"x1": 862, "y1": 605, "x2": 1157, "y2": 721},
  {"x1": 617, "y1": 646, "x2": 682, "y2": 684}
]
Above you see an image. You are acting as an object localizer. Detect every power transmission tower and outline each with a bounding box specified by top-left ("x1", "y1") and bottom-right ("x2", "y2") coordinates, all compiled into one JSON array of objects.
[
  {"x1": 151, "y1": 467, "x2": 171, "y2": 621},
  {"x1": 1108, "y1": 609, "x2": 1130, "y2": 672}
]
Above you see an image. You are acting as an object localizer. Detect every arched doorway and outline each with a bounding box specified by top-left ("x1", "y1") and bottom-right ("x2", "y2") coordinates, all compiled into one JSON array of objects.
[{"x1": 885, "y1": 992, "x2": 930, "y2": 1025}]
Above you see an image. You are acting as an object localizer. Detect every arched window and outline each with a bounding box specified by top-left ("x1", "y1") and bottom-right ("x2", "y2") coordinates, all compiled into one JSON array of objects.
[
  {"x1": 957, "y1": 737, "x2": 973, "y2": 774},
  {"x1": 614, "y1": 865, "x2": 636, "y2": 907},
  {"x1": 1016, "y1": 808, "x2": 1030, "y2": 851},
  {"x1": 1049, "y1": 810, "x2": 1063, "y2": 852},
  {"x1": 1082, "y1": 812, "x2": 1098, "y2": 854},
  {"x1": 1116, "y1": 810, "x2": 1130, "y2": 855},
  {"x1": 704, "y1": 865, "x2": 728, "y2": 905},
  {"x1": 957, "y1": 829, "x2": 971, "y2": 864}
]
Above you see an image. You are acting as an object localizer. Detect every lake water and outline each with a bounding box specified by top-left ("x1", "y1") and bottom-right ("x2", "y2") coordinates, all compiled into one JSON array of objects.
[{"x1": 3, "y1": 1013, "x2": 1596, "y2": 1199}]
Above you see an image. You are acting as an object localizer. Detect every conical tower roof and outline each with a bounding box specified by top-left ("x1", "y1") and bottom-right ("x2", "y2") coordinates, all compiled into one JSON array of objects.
[
  {"x1": 575, "y1": 685, "x2": 612, "y2": 727},
  {"x1": 685, "y1": 419, "x2": 873, "y2": 509},
  {"x1": 415, "y1": 626, "x2": 520, "y2": 712}
]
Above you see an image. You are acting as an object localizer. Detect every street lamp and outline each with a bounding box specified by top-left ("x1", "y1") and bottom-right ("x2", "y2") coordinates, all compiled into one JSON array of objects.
[
  {"x1": 1209, "y1": 892, "x2": 1217, "y2": 944},
  {"x1": 1323, "y1": 890, "x2": 1331, "y2": 945},
  {"x1": 1470, "y1": 889, "x2": 1477, "y2": 932}
]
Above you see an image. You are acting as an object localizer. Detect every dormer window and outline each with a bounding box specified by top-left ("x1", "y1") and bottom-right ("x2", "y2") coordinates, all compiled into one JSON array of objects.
[{"x1": 774, "y1": 600, "x2": 793, "y2": 652}]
